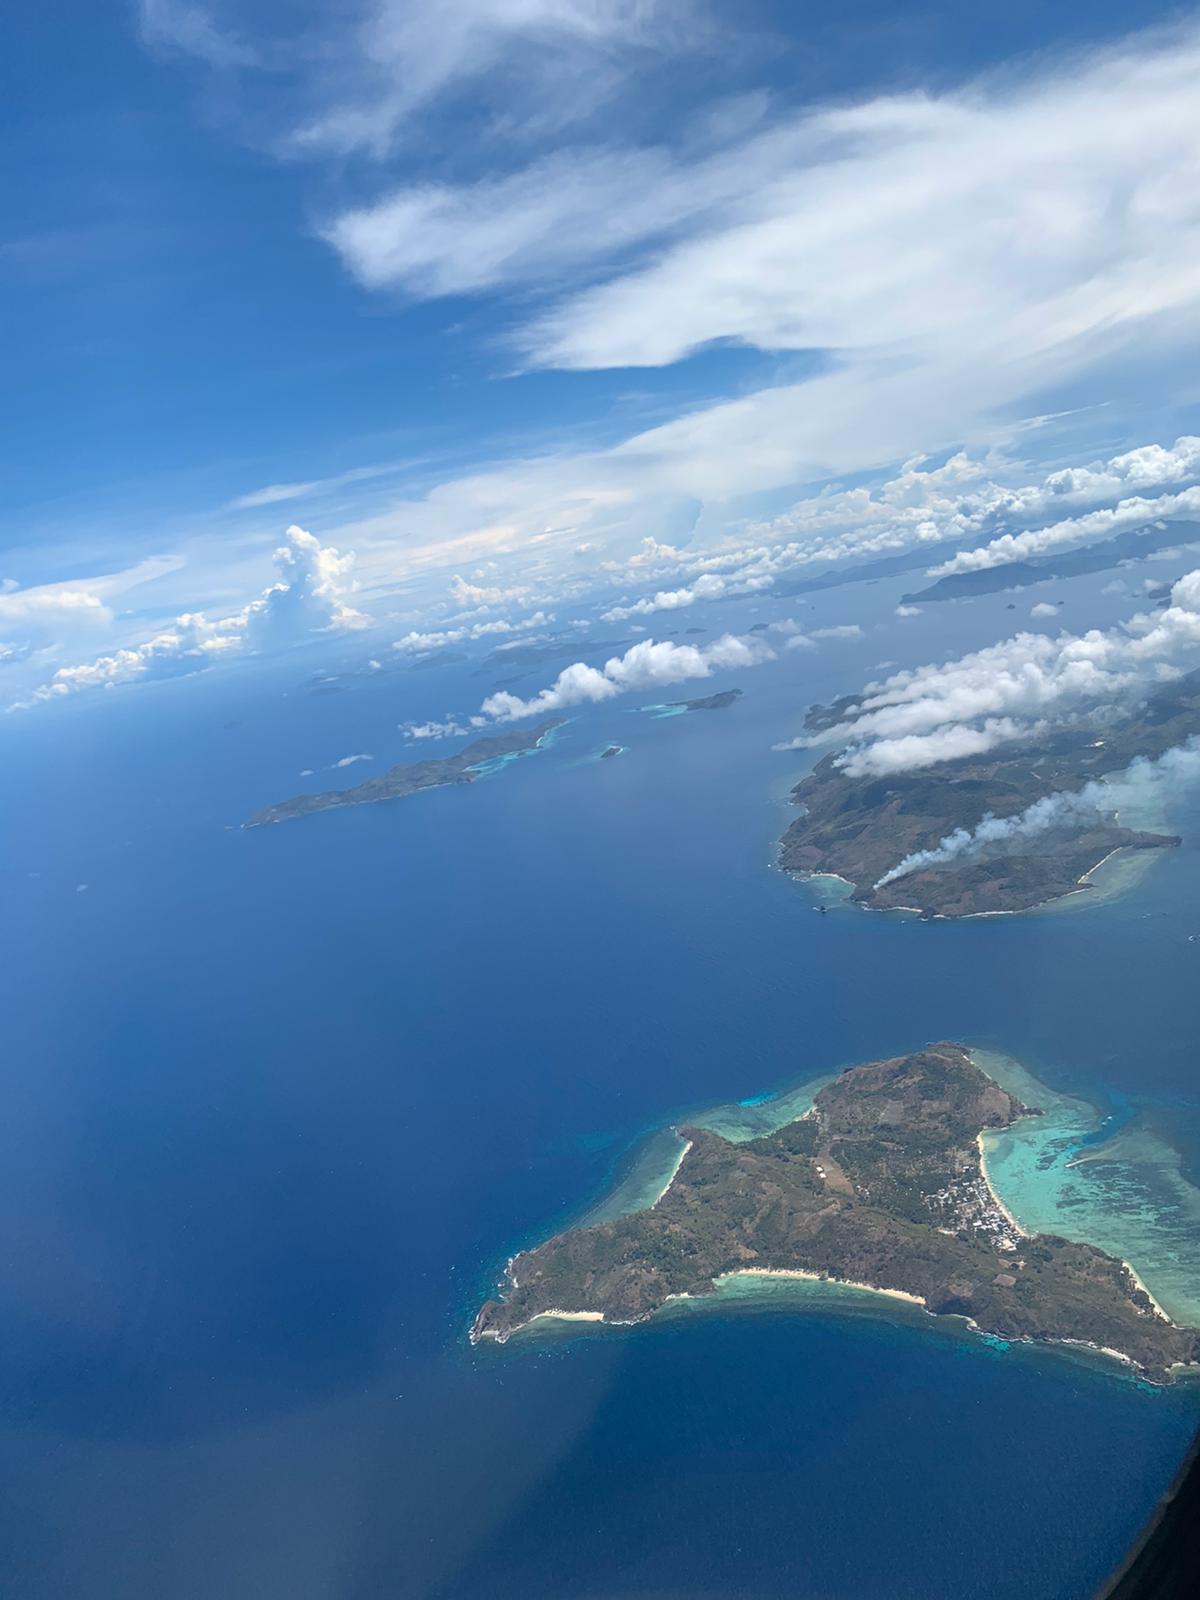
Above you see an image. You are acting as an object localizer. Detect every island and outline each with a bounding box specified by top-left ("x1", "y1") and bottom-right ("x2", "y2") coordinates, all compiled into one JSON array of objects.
[
  {"x1": 599, "y1": 745, "x2": 623, "y2": 760},
  {"x1": 473, "y1": 1045, "x2": 1198, "y2": 1381},
  {"x1": 668, "y1": 688, "x2": 743, "y2": 712},
  {"x1": 245, "y1": 719, "x2": 563, "y2": 827},
  {"x1": 777, "y1": 673, "x2": 1199, "y2": 916},
  {"x1": 900, "y1": 519, "x2": 1200, "y2": 605}
]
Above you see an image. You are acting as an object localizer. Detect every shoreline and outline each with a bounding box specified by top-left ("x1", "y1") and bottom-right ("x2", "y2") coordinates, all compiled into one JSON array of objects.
[
  {"x1": 1123, "y1": 1260, "x2": 1173, "y2": 1324},
  {"x1": 649, "y1": 1138, "x2": 693, "y2": 1208},
  {"x1": 476, "y1": 1273, "x2": 1179, "y2": 1382},
  {"x1": 975, "y1": 1132, "x2": 1032, "y2": 1239},
  {"x1": 785, "y1": 838, "x2": 1168, "y2": 922},
  {"x1": 707, "y1": 1267, "x2": 927, "y2": 1307}
]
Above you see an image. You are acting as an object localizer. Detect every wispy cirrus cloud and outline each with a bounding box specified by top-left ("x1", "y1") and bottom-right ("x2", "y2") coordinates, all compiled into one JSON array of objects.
[{"x1": 137, "y1": 0, "x2": 696, "y2": 159}]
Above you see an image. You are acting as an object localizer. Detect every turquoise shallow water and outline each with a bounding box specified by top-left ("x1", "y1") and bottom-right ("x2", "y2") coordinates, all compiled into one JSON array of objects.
[
  {"x1": 524, "y1": 1043, "x2": 1200, "y2": 1357},
  {"x1": 977, "y1": 1049, "x2": 1200, "y2": 1324},
  {"x1": 1, "y1": 575, "x2": 1198, "y2": 1600}
]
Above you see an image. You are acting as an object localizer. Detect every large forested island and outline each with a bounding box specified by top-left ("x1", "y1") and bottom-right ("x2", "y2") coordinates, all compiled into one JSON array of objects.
[
  {"x1": 778, "y1": 673, "x2": 1200, "y2": 916},
  {"x1": 473, "y1": 1046, "x2": 1198, "y2": 1380},
  {"x1": 245, "y1": 719, "x2": 563, "y2": 827}
]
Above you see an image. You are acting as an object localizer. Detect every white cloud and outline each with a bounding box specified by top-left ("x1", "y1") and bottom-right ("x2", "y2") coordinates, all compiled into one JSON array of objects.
[
  {"x1": 804, "y1": 567, "x2": 1200, "y2": 776},
  {"x1": 876, "y1": 738, "x2": 1200, "y2": 887},
  {"x1": 226, "y1": 463, "x2": 401, "y2": 510},
  {"x1": 0, "y1": 584, "x2": 110, "y2": 629},
  {"x1": 332, "y1": 752, "x2": 372, "y2": 768},
  {"x1": 1031, "y1": 602, "x2": 1059, "y2": 618},
  {"x1": 241, "y1": 525, "x2": 366, "y2": 643},
  {"x1": 522, "y1": 32, "x2": 1200, "y2": 380},
  {"x1": 16, "y1": 527, "x2": 363, "y2": 708},
  {"x1": 402, "y1": 718, "x2": 471, "y2": 740},
  {"x1": 136, "y1": 15, "x2": 1200, "y2": 616},
  {"x1": 600, "y1": 569, "x2": 773, "y2": 621},
  {"x1": 895, "y1": 604, "x2": 923, "y2": 618},
  {"x1": 478, "y1": 631, "x2": 772, "y2": 721},
  {"x1": 393, "y1": 609, "x2": 551, "y2": 653},
  {"x1": 930, "y1": 484, "x2": 1200, "y2": 577},
  {"x1": 0, "y1": 554, "x2": 187, "y2": 642},
  {"x1": 810, "y1": 624, "x2": 862, "y2": 641},
  {"x1": 448, "y1": 573, "x2": 529, "y2": 607},
  {"x1": 325, "y1": 142, "x2": 745, "y2": 296},
  {"x1": 138, "y1": 0, "x2": 255, "y2": 68},
  {"x1": 146, "y1": 0, "x2": 691, "y2": 160}
]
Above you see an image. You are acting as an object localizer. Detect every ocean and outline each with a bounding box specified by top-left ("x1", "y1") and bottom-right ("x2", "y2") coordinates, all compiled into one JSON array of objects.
[{"x1": 1, "y1": 572, "x2": 1198, "y2": 1599}]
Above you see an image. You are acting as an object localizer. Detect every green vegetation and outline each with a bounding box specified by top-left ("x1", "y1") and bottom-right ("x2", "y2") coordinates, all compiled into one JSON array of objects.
[
  {"x1": 669, "y1": 688, "x2": 743, "y2": 711},
  {"x1": 778, "y1": 674, "x2": 1200, "y2": 915},
  {"x1": 473, "y1": 1046, "x2": 1199, "y2": 1380},
  {"x1": 245, "y1": 719, "x2": 563, "y2": 827}
]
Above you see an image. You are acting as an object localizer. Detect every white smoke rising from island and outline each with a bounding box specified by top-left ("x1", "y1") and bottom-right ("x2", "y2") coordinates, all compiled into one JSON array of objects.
[{"x1": 874, "y1": 740, "x2": 1200, "y2": 888}]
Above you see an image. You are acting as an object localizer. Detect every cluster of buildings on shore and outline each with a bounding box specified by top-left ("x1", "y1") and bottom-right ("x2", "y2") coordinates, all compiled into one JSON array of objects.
[{"x1": 926, "y1": 1154, "x2": 1024, "y2": 1254}]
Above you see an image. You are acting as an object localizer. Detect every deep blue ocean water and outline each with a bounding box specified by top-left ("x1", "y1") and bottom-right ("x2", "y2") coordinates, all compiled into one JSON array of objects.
[{"x1": 2, "y1": 571, "x2": 1199, "y2": 1599}]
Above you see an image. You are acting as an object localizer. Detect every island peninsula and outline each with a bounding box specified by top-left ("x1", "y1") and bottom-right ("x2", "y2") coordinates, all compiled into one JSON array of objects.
[
  {"x1": 669, "y1": 688, "x2": 743, "y2": 712},
  {"x1": 778, "y1": 673, "x2": 1200, "y2": 916},
  {"x1": 473, "y1": 1045, "x2": 1198, "y2": 1381},
  {"x1": 246, "y1": 719, "x2": 563, "y2": 827}
]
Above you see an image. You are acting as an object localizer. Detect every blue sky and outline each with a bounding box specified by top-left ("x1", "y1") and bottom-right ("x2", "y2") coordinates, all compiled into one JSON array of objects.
[{"x1": 3, "y1": 1, "x2": 1200, "y2": 710}]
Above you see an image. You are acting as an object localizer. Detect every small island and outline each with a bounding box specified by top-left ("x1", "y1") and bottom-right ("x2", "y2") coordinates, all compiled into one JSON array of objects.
[
  {"x1": 599, "y1": 745, "x2": 623, "y2": 760},
  {"x1": 778, "y1": 673, "x2": 1199, "y2": 916},
  {"x1": 473, "y1": 1046, "x2": 1198, "y2": 1380},
  {"x1": 245, "y1": 719, "x2": 563, "y2": 827},
  {"x1": 669, "y1": 688, "x2": 743, "y2": 712}
]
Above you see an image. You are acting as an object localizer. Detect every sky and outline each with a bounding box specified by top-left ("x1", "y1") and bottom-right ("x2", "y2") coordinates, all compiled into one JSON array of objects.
[{"x1": 4, "y1": 0, "x2": 1200, "y2": 713}]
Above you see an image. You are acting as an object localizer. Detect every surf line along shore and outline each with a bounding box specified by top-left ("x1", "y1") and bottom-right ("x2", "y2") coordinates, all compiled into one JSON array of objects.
[
  {"x1": 974, "y1": 1095, "x2": 1175, "y2": 1326},
  {"x1": 473, "y1": 1271, "x2": 928, "y2": 1343}
]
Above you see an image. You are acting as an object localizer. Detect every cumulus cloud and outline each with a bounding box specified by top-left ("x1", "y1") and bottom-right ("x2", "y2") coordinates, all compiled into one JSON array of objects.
[
  {"x1": 895, "y1": 605, "x2": 922, "y2": 618},
  {"x1": 552, "y1": 432, "x2": 1200, "y2": 642},
  {"x1": 393, "y1": 609, "x2": 551, "y2": 653},
  {"x1": 601, "y1": 569, "x2": 773, "y2": 621},
  {"x1": 478, "y1": 632, "x2": 773, "y2": 721},
  {"x1": 802, "y1": 568, "x2": 1200, "y2": 776},
  {"x1": 17, "y1": 527, "x2": 362, "y2": 708},
  {"x1": 1031, "y1": 602, "x2": 1059, "y2": 619},
  {"x1": 242, "y1": 525, "x2": 365, "y2": 643},
  {"x1": 448, "y1": 573, "x2": 530, "y2": 607},
  {"x1": 332, "y1": 752, "x2": 372, "y2": 768},
  {"x1": 0, "y1": 584, "x2": 111, "y2": 630},
  {"x1": 875, "y1": 739, "x2": 1200, "y2": 887},
  {"x1": 931, "y1": 484, "x2": 1200, "y2": 577},
  {"x1": 0, "y1": 554, "x2": 186, "y2": 645},
  {"x1": 402, "y1": 717, "x2": 471, "y2": 740}
]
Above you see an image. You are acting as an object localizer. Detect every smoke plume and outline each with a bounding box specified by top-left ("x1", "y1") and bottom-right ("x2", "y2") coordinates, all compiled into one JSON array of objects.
[{"x1": 874, "y1": 740, "x2": 1200, "y2": 889}]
